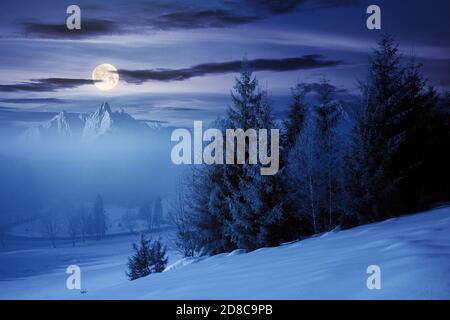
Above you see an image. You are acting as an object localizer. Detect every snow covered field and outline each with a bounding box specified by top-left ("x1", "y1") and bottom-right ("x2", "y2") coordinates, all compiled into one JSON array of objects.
[{"x1": 1, "y1": 207, "x2": 449, "y2": 300}]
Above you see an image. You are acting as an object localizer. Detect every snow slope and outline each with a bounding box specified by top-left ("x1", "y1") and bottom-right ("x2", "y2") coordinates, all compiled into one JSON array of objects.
[
  {"x1": 0, "y1": 230, "x2": 180, "y2": 299},
  {"x1": 1, "y1": 207, "x2": 449, "y2": 299}
]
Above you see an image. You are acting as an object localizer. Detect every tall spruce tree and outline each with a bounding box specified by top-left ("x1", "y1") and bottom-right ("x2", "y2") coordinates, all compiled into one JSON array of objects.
[
  {"x1": 342, "y1": 34, "x2": 438, "y2": 226},
  {"x1": 345, "y1": 34, "x2": 404, "y2": 225},
  {"x1": 224, "y1": 61, "x2": 284, "y2": 250},
  {"x1": 385, "y1": 60, "x2": 449, "y2": 214}
]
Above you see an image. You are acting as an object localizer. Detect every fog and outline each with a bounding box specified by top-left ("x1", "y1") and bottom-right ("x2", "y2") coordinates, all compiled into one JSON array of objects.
[{"x1": 0, "y1": 127, "x2": 182, "y2": 222}]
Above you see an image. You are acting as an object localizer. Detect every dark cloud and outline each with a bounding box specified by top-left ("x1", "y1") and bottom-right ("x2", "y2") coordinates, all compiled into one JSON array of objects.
[
  {"x1": 0, "y1": 56, "x2": 343, "y2": 93},
  {"x1": 150, "y1": 9, "x2": 259, "y2": 30},
  {"x1": 162, "y1": 107, "x2": 202, "y2": 112},
  {"x1": 146, "y1": 1, "x2": 360, "y2": 31},
  {"x1": 20, "y1": 19, "x2": 122, "y2": 39},
  {"x1": 304, "y1": 0, "x2": 361, "y2": 11},
  {"x1": 0, "y1": 78, "x2": 96, "y2": 92},
  {"x1": 0, "y1": 98, "x2": 67, "y2": 104},
  {"x1": 14, "y1": 0, "x2": 360, "y2": 39},
  {"x1": 242, "y1": 0, "x2": 305, "y2": 14},
  {"x1": 300, "y1": 82, "x2": 348, "y2": 94},
  {"x1": 119, "y1": 55, "x2": 344, "y2": 84},
  {"x1": 232, "y1": 0, "x2": 359, "y2": 14},
  {"x1": 18, "y1": 12, "x2": 254, "y2": 38}
]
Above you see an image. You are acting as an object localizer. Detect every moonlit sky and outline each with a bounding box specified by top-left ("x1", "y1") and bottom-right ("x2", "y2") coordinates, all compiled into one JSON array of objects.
[{"x1": 0, "y1": 0, "x2": 449, "y2": 130}]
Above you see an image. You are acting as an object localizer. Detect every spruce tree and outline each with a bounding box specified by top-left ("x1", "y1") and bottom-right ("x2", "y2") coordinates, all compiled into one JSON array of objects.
[
  {"x1": 282, "y1": 83, "x2": 308, "y2": 152},
  {"x1": 224, "y1": 61, "x2": 283, "y2": 250},
  {"x1": 150, "y1": 237, "x2": 168, "y2": 273},
  {"x1": 126, "y1": 234, "x2": 152, "y2": 280},
  {"x1": 344, "y1": 34, "x2": 404, "y2": 225},
  {"x1": 386, "y1": 61, "x2": 448, "y2": 214}
]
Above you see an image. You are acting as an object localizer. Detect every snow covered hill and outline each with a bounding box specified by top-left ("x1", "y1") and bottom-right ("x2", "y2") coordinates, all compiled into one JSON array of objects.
[{"x1": 1, "y1": 207, "x2": 449, "y2": 299}]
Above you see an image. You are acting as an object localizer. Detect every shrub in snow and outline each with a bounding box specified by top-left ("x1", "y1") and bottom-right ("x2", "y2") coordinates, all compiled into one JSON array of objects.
[
  {"x1": 150, "y1": 237, "x2": 168, "y2": 273},
  {"x1": 126, "y1": 234, "x2": 168, "y2": 280},
  {"x1": 126, "y1": 234, "x2": 152, "y2": 280}
]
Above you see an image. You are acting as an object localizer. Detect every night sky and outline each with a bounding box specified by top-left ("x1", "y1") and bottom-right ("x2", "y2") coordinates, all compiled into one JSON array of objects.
[{"x1": 0, "y1": 0, "x2": 449, "y2": 128}]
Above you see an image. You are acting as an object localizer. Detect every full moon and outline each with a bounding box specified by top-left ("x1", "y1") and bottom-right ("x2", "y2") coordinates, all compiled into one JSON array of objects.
[{"x1": 92, "y1": 64, "x2": 119, "y2": 91}]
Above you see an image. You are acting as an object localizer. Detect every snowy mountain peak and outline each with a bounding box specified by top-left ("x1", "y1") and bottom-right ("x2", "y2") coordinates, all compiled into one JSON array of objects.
[
  {"x1": 99, "y1": 101, "x2": 112, "y2": 114},
  {"x1": 42, "y1": 111, "x2": 72, "y2": 136},
  {"x1": 81, "y1": 102, "x2": 149, "y2": 142},
  {"x1": 83, "y1": 103, "x2": 115, "y2": 140},
  {"x1": 19, "y1": 102, "x2": 152, "y2": 144}
]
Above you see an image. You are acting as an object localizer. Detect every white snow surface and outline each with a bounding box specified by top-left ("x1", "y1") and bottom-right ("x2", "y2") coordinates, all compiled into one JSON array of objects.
[{"x1": 1, "y1": 207, "x2": 449, "y2": 300}]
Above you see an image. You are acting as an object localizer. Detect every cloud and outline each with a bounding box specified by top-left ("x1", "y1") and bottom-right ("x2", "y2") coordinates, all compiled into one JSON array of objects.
[
  {"x1": 145, "y1": 0, "x2": 360, "y2": 31},
  {"x1": 161, "y1": 107, "x2": 202, "y2": 112},
  {"x1": 149, "y1": 9, "x2": 259, "y2": 30},
  {"x1": 18, "y1": 12, "x2": 255, "y2": 38},
  {"x1": 0, "y1": 56, "x2": 343, "y2": 92},
  {"x1": 245, "y1": 0, "x2": 304, "y2": 14},
  {"x1": 300, "y1": 82, "x2": 348, "y2": 94},
  {"x1": 228, "y1": 0, "x2": 359, "y2": 14},
  {"x1": 119, "y1": 55, "x2": 343, "y2": 84},
  {"x1": 147, "y1": 0, "x2": 360, "y2": 30},
  {"x1": 0, "y1": 78, "x2": 95, "y2": 92},
  {"x1": 14, "y1": 0, "x2": 360, "y2": 39},
  {"x1": 20, "y1": 19, "x2": 122, "y2": 39},
  {"x1": 0, "y1": 98, "x2": 67, "y2": 104}
]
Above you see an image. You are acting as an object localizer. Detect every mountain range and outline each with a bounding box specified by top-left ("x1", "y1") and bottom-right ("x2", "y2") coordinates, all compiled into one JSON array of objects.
[{"x1": 20, "y1": 102, "x2": 157, "y2": 143}]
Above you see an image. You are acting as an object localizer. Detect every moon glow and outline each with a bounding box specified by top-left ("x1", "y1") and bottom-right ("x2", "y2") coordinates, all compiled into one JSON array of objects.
[{"x1": 92, "y1": 64, "x2": 119, "y2": 91}]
